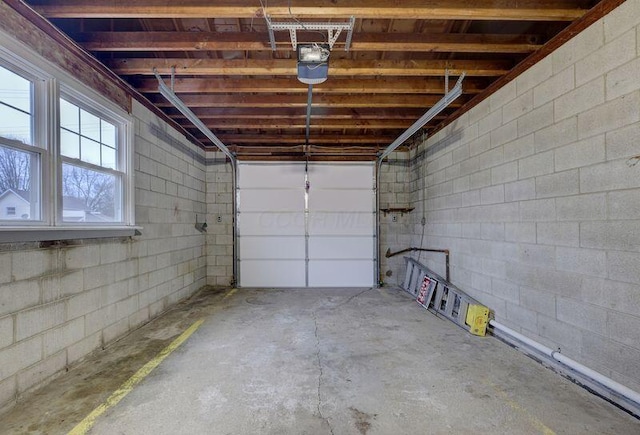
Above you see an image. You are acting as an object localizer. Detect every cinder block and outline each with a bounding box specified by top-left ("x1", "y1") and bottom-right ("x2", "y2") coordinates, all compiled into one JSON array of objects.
[
  {"x1": 575, "y1": 29, "x2": 636, "y2": 87},
  {"x1": 535, "y1": 170, "x2": 579, "y2": 199},
  {"x1": 16, "y1": 350, "x2": 66, "y2": 394},
  {"x1": 503, "y1": 91, "x2": 533, "y2": 124},
  {"x1": 0, "y1": 376, "x2": 16, "y2": 410},
  {"x1": 608, "y1": 251, "x2": 640, "y2": 285},
  {"x1": 491, "y1": 121, "x2": 518, "y2": 148},
  {"x1": 0, "y1": 280, "x2": 40, "y2": 318},
  {"x1": 469, "y1": 169, "x2": 491, "y2": 190},
  {"x1": 102, "y1": 317, "x2": 130, "y2": 344},
  {"x1": 11, "y1": 250, "x2": 55, "y2": 281},
  {"x1": 537, "y1": 222, "x2": 579, "y2": 247},
  {"x1": 452, "y1": 144, "x2": 470, "y2": 164},
  {"x1": 534, "y1": 117, "x2": 578, "y2": 153},
  {"x1": 65, "y1": 245, "x2": 100, "y2": 270},
  {"x1": 603, "y1": 0, "x2": 640, "y2": 42},
  {"x1": 43, "y1": 317, "x2": 85, "y2": 358},
  {"x1": 517, "y1": 243, "x2": 556, "y2": 268},
  {"x1": 490, "y1": 80, "x2": 517, "y2": 111},
  {"x1": 504, "y1": 134, "x2": 535, "y2": 162},
  {"x1": 533, "y1": 66, "x2": 575, "y2": 108},
  {"x1": 67, "y1": 288, "x2": 102, "y2": 320},
  {"x1": 581, "y1": 221, "x2": 640, "y2": 252},
  {"x1": 505, "y1": 302, "x2": 538, "y2": 332},
  {"x1": 580, "y1": 159, "x2": 640, "y2": 193},
  {"x1": 481, "y1": 223, "x2": 505, "y2": 241},
  {"x1": 605, "y1": 122, "x2": 640, "y2": 160},
  {"x1": 608, "y1": 189, "x2": 640, "y2": 219},
  {"x1": 518, "y1": 150, "x2": 554, "y2": 180},
  {"x1": 557, "y1": 297, "x2": 608, "y2": 334},
  {"x1": 16, "y1": 302, "x2": 66, "y2": 342},
  {"x1": 0, "y1": 336, "x2": 42, "y2": 380},
  {"x1": 537, "y1": 314, "x2": 583, "y2": 355},
  {"x1": 607, "y1": 57, "x2": 640, "y2": 101},
  {"x1": 517, "y1": 102, "x2": 554, "y2": 138},
  {"x1": 491, "y1": 278, "x2": 519, "y2": 303},
  {"x1": 505, "y1": 223, "x2": 537, "y2": 243},
  {"x1": 609, "y1": 312, "x2": 640, "y2": 351},
  {"x1": 478, "y1": 109, "x2": 502, "y2": 136},
  {"x1": 554, "y1": 135, "x2": 605, "y2": 172},
  {"x1": 0, "y1": 253, "x2": 10, "y2": 285},
  {"x1": 480, "y1": 185, "x2": 504, "y2": 205},
  {"x1": 490, "y1": 162, "x2": 518, "y2": 185},
  {"x1": 83, "y1": 264, "x2": 116, "y2": 291},
  {"x1": 100, "y1": 243, "x2": 128, "y2": 265},
  {"x1": 516, "y1": 57, "x2": 553, "y2": 96},
  {"x1": 504, "y1": 179, "x2": 536, "y2": 202},
  {"x1": 468, "y1": 133, "x2": 491, "y2": 157},
  {"x1": 556, "y1": 247, "x2": 607, "y2": 277},
  {"x1": 520, "y1": 286, "x2": 557, "y2": 315},
  {"x1": 453, "y1": 176, "x2": 470, "y2": 193},
  {"x1": 582, "y1": 332, "x2": 640, "y2": 380},
  {"x1": 556, "y1": 193, "x2": 607, "y2": 221},
  {"x1": 0, "y1": 316, "x2": 13, "y2": 349},
  {"x1": 553, "y1": 21, "x2": 604, "y2": 74},
  {"x1": 577, "y1": 91, "x2": 640, "y2": 140},
  {"x1": 520, "y1": 198, "x2": 556, "y2": 221},
  {"x1": 554, "y1": 77, "x2": 605, "y2": 121}
]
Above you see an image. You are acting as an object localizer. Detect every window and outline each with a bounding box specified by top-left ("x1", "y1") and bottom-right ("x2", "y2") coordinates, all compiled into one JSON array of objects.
[{"x1": 0, "y1": 41, "x2": 133, "y2": 239}]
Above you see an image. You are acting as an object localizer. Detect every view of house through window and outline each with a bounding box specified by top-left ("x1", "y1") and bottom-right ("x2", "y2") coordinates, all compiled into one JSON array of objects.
[{"x1": 0, "y1": 64, "x2": 39, "y2": 221}]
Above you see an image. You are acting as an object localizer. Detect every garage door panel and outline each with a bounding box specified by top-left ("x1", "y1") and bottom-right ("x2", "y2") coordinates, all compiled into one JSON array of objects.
[
  {"x1": 309, "y1": 212, "x2": 374, "y2": 236},
  {"x1": 238, "y1": 163, "x2": 304, "y2": 188},
  {"x1": 309, "y1": 190, "x2": 374, "y2": 212},
  {"x1": 309, "y1": 237, "x2": 374, "y2": 260},
  {"x1": 309, "y1": 260, "x2": 374, "y2": 287},
  {"x1": 307, "y1": 164, "x2": 373, "y2": 189},
  {"x1": 239, "y1": 212, "x2": 305, "y2": 236},
  {"x1": 239, "y1": 189, "x2": 304, "y2": 212},
  {"x1": 240, "y1": 236, "x2": 305, "y2": 260},
  {"x1": 240, "y1": 260, "x2": 306, "y2": 287}
]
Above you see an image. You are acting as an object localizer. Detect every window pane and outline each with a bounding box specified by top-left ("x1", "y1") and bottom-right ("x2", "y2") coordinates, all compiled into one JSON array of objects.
[
  {"x1": 0, "y1": 65, "x2": 31, "y2": 113},
  {"x1": 101, "y1": 121, "x2": 116, "y2": 148},
  {"x1": 0, "y1": 145, "x2": 39, "y2": 220},
  {"x1": 60, "y1": 98, "x2": 79, "y2": 133},
  {"x1": 0, "y1": 104, "x2": 31, "y2": 144},
  {"x1": 60, "y1": 129, "x2": 80, "y2": 159},
  {"x1": 80, "y1": 109, "x2": 100, "y2": 142},
  {"x1": 62, "y1": 163, "x2": 120, "y2": 223},
  {"x1": 101, "y1": 145, "x2": 116, "y2": 170},
  {"x1": 80, "y1": 137, "x2": 100, "y2": 166}
]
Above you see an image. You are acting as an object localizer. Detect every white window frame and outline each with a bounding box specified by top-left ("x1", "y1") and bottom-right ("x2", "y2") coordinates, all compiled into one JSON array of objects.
[{"x1": 0, "y1": 30, "x2": 136, "y2": 242}]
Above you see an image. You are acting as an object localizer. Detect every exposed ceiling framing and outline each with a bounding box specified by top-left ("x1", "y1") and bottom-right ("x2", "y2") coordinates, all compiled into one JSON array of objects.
[{"x1": 19, "y1": 0, "x2": 612, "y2": 160}]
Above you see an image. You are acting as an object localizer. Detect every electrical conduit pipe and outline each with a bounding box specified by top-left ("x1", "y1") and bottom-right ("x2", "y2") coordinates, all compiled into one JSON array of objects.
[{"x1": 490, "y1": 320, "x2": 640, "y2": 408}]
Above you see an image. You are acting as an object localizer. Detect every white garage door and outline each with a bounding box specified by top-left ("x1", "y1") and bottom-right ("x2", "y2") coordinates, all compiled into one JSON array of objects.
[{"x1": 238, "y1": 162, "x2": 375, "y2": 287}]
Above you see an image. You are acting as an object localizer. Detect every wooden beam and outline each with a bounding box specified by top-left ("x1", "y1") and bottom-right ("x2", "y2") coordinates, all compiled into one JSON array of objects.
[
  {"x1": 207, "y1": 134, "x2": 398, "y2": 144},
  {"x1": 193, "y1": 118, "x2": 415, "y2": 129},
  {"x1": 33, "y1": 0, "x2": 589, "y2": 21},
  {"x1": 79, "y1": 31, "x2": 542, "y2": 53},
  {"x1": 135, "y1": 77, "x2": 485, "y2": 94},
  {"x1": 111, "y1": 58, "x2": 510, "y2": 77},
  {"x1": 148, "y1": 93, "x2": 468, "y2": 108},
  {"x1": 165, "y1": 107, "x2": 431, "y2": 119}
]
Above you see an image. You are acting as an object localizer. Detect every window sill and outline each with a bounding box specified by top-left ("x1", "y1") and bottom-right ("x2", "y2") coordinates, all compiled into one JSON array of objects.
[{"x1": 0, "y1": 226, "x2": 143, "y2": 243}]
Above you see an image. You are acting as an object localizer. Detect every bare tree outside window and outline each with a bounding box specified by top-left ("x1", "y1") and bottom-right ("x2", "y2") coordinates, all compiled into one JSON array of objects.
[
  {"x1": 62, "y1": 163, "x2": 117, "y2": 221},
  {"x1": 0, "y1": 146, "x2": 31, "y2": 192}
]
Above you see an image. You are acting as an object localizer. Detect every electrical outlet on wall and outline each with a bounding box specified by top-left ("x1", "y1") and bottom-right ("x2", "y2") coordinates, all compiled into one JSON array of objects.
[
  {"x1": 392, "y1": 215, "x2": 397, "y2": 222},
  {"x1": 217, "y1": 216, "x2": 222, "y2": 223}
]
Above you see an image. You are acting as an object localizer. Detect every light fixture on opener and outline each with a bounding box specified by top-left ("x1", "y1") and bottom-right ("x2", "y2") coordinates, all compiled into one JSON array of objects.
[{"x1": 297, "y1": 44, "x2": 330, "y2": 85}]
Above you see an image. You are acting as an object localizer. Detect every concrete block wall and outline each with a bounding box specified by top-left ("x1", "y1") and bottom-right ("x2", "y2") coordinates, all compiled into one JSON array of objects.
[
  {"x1": 0, "y1": 100, "x2": 209, "y2": 411},
  {"x1": 205, "y1": 153, "x2": 234, "y2": 287},
  {"x1": 394, "y1": 0, "x2": 640, "y2": 391},
  {"x1": 378, "y1": 153, "x2": 412, "y2": 286}
]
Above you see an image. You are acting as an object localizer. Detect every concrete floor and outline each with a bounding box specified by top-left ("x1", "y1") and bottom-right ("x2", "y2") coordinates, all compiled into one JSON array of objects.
[{"x1": 1, "y1": 286, "x2": 639, "y2": 434}]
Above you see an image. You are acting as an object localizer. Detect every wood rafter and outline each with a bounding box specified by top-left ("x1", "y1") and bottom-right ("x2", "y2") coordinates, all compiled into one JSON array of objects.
[
  {"x1": 32, "y1": 0, "x2": 590, "y2": 21},
  {"x1": 135, "y1": 77, "x2": 485, "y2": 94},
  {"x1": 111, "y1": 59, "x2": 510, "y2": 77},
  {"x1": 78, "y1": 31, "x2": 542, "y2": 53}
]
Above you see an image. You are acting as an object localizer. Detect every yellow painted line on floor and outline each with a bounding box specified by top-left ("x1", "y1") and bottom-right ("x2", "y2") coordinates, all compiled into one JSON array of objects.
[
  {"x1": 485, "y1": 379, "x2": 556, "y2": 435},
  {"x1": 223, "y1": 288, "x2": 238, "y2": 299},
  {"x1": 68, "y1": 319, "x2": 205, "y2": 435}
]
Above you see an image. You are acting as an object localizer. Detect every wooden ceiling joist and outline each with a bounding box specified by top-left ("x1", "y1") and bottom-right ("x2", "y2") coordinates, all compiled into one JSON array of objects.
[
  {"x1": 164, "y1": 107, "x2": 431, "y2": 120},
  {"x1": 79, "y1": 31, "x2": 542, "y2": 54},
  {"x1": 110, "y1": 59, "x2": 510, "y2": 77},
  {"x1": 191, "y1": 119, "x2": 417, "y2": 130},
  {"x1": 135, "y1": 77, "x2": 485, "y2": 94},
  {"x1": 209, "y1": 134, "x2": 398, "y2": 145},
  {"x1": 32, "y1": 0, "x2": 589, "y2": 21},
  {"x1": 147, "y1": 93, "x2": 468, "y2": 108}
]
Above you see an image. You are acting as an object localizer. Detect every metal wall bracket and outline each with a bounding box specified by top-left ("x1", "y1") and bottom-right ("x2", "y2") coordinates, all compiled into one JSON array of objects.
[{"x1": 265, "y1": 15, "x2": 355, "y2": 51}]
